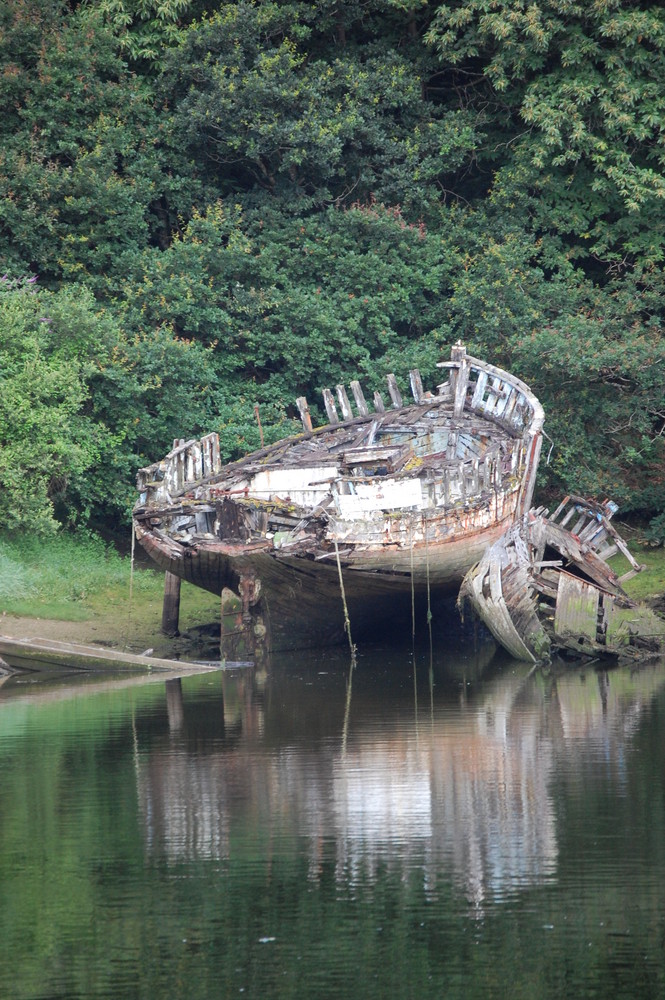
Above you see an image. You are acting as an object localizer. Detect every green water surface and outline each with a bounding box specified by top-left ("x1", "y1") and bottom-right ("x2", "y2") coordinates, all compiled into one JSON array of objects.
[{"x1": 1, "y1": 644, "x2": 664, "y2": 1000}]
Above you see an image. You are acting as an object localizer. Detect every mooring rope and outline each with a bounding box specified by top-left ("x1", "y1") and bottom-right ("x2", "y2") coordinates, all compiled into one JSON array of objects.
[
  {"x1": 341, "y1": 652, "x2": 354, "y2": 757},
  {"x1": 334, "y1": 537, "x2": 356, "y2": 660},
  {"x1": 127, "y1": 521, "x2": 135, "y2": 651},
  {"x1": 335, "y1": 534, "x2": 356, "y2": 755},
  {"x1": 424, "y1": 514, "x2": 434, "y2": 724},
  {"x1": 410, "y1": 521, "x2": 419, "y2": 737},
  {"x1": 424, "y1": 515, "x2": 433, "y2": 636},
  {"x1": 410, "y1": 521, "x2": 416, "y2": 647}
]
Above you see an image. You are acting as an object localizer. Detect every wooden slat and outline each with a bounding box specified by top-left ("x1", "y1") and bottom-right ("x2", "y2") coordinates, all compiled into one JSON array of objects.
[
  {"x1": 554, "y1": 572, "x2": 599, "y2": 641},
  {"x1": 409, "y1": 369, "x2": 424, "y2": 403},
  {"x1": 322, "y1": 388, "x2": 339, "y2": 424},
  {"x1": 296, "y1": 396, "x2": 313, "y2": 433},
  {"x1": 350, "y1": 380, "x2": 369, "y2": 417},
  {"x1": 470, "y1": 370, "x2": 488, "y2": 408},
  {"x1": 386, "y1": 374, "x2": 403, "y2": 409},
  {"x1": 453, "y1": 357, "x2": 469, "y2": 418},
  {"x1": 336, "y1": 385, "x2": 353, "y2": 421}
]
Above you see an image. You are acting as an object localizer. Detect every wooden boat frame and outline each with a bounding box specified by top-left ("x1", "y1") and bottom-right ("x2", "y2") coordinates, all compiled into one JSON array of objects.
[
  {"x1": 133, "y1": 343, "x2": 544, "y2": 653},
  {"x1": 459, "y1": 496, "x2": 664, "y2": 663}
]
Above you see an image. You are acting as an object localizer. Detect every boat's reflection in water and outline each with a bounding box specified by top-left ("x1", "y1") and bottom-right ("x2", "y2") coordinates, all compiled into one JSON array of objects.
[{"x1": 136, "y1": 636, "x2": 665, "y2": 913}]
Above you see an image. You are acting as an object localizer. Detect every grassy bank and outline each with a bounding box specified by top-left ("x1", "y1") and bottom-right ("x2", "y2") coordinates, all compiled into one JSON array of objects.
[
  {"x1": 0, "y1": 529, "x2": 662, "y2": 652},
  {"x1": 0, "y1": 532, "x2": 220, "y2": 650},
  {"x1": 609, "y1": 538, "x2": 665, "y2": 603}
]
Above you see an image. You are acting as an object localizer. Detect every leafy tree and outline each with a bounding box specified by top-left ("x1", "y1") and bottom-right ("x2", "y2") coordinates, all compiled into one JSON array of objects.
[
  {"x1": 0, "y1": 2, "x2": 205, "y2": 289},
  {"x1": 0, "y1": 276, "x2": 221, "y2": 532},
  {"x1": 425, "y1": 1, "x2": 665, "y2": 268},
  {"x1": 162, "y1": 1, "x2": 482, "y2": 216},
  {"x1": 118, "y1": 197, "x2": 458, "y2": 425},
  {"x1": 97, "y1": 0, "x2": 196, "y2": 70},
  {"x1": 0, "y1": 278, "x2": 103, "y2": 533}
]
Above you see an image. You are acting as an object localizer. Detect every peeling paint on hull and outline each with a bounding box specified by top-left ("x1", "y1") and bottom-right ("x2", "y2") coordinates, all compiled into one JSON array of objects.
[
  {"x1": 460, "y1": 497, "x2": 665, "y2": 663},
  {"x1": 133, "y1": 345, "x2": 545, "y2": 652}
]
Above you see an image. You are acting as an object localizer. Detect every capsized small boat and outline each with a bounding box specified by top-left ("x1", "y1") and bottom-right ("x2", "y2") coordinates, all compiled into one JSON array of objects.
[
  {"x1": 133, "y1": 343, "x2": 544, "y2": 653},
  {"x1": 459, "y1": 496, "x2": 665, "y2": 663}
]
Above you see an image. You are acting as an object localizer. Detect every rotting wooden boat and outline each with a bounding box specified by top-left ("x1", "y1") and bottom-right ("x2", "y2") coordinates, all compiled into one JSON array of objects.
[
  {"x1": 459, "y1": 496, "x2": 665, "y2": 664},
  {"x1": 133, "y1": 343, "x2": 544, "y2": 653}
]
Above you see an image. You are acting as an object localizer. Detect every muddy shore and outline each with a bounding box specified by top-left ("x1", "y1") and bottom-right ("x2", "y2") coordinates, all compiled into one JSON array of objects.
[{"x1": 0, "y1": 589, "x2": 221, "y2": 660}]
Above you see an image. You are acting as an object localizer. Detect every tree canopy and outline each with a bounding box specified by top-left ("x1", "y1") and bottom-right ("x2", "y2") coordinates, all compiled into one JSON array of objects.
[{"x1": 1, "y1": 0, "x2": 664, "y2": 539}]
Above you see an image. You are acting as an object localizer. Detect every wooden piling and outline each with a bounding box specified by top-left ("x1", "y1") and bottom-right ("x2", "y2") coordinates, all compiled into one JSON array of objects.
[
  {"x1": 409, "y1": 369, "x2": 424, "y2": 403},
  {"x1": 322, "y1": 388, "x2": 339, "y2": 424},
  {"x1": 161, "y1": 571, "x2": 181, "y2": 636}
]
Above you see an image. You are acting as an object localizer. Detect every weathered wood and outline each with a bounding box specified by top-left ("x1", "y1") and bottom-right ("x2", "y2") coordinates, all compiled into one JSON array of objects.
[
  {"x1": 201, "y1": 433, "x2": 221, "y2": 476},
  {"x1": 161, "y1": 570, "x2": 181, "y2": 636},
  {"x1": 134, "y1": 341, "x2": 548, "y2": 653},
  {"x1": 386, "y1": 374, "x2": 403, "y2": 409},
  {"x1": 554, "y1": 572, "x2": 599, "y2": 642},
  {"x1": 336, "y1": 385, "x2": 353, "y2": 421},
  {"x1": 0, "y1": 635, "x2": 227, "y2": 674},
  {"x1": 373, "y1": 391, "x2": 386, "y2": 413},
  {"x1": 350, "y1": 380, "x2": 369, "y2": 417},
  {"x1": 470, "y1": 370, "x2": 488, "y2": 409},
  {"x1": 409, "y1": 369, "x2": 424, "y2": 403},
  {"x1": 453, "y1": 357, "x2": 469, "y2": 419},
  {"x1": 322, "y1": 388, "x2": 339, "y2": 424},
  {"x1": 296, "y1": 396, "x2": 313, "y2": 433},
  {"x1": 186, "y1": 442, "x2": 203, "y2": 483}
]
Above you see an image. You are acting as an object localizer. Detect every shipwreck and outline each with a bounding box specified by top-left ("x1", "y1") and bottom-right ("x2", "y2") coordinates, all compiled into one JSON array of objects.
[
  {"x1": 459, "y1": 495, "x2": 664, "y2": 664},
  {"x1": 133, "y1": 343, "x2": 544, "y2": 653}
]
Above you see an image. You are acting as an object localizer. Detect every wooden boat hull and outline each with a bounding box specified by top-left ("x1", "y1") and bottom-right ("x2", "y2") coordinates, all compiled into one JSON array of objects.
[
  {"x1": 460, "y1": 499, "x2": 664, "y2": 663},
  {"x1": 135, "y1": 510, "x2": 518, "y2": 652},
  {"x1": 134, "y1": 345, "x2": 545, "y2": 653}
]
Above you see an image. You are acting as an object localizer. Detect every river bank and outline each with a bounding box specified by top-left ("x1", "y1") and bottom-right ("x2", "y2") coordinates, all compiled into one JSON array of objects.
[{"x1": 1, "y1": 530, "x2": 662, "y2": 659}]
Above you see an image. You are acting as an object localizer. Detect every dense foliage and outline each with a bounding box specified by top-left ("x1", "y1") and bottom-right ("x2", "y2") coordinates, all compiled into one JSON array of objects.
[{"x1": 1, "y1": 0, "x2": 664, "y2": 537}]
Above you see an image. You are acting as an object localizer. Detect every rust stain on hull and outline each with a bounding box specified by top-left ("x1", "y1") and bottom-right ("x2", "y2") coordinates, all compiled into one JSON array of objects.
[{"x1": 133, "y1": 344, "x2": 545, "y2": 652}]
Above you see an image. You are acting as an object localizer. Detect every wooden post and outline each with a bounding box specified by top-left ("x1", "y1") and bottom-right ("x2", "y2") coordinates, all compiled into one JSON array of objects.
[
  {"x1": 386, "y1": 374, "x2": 403, "y2": 408},
  {"x1": 322, "y1": 388, "x2": 339, "y2": 424},
  {"x1": 451, "y1": 342, "x2": 469, "y2": 418},
  {"x1": 161, "y1": 571, "x2": 181, "y2": 636},
  {"x1": 409, "y1": 369, "x2": 424, "y2": 403},
  {"x1": 336, "y1": 384, "x2": 353, "y2": 421},
  {"x1": 296, "y1": 396, "x2": 313, "y2": 433},
  {"x1": 254, "y1": 403, "x2": 264, "y2": 447},
  {"x1": 350, "y1": 380, "x2": 369, "y2": 416}
]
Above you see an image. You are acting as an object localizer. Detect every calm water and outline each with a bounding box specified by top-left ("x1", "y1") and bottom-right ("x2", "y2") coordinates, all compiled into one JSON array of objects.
[{"x1": 1, "y1": 638, "x2": 665, "y2": 1000}]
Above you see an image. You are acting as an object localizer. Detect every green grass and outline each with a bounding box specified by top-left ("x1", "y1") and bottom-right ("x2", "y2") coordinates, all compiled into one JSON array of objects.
[
  {"x1": 0, "y1": 531, "x2": 218, "y2": 625},
  {"x1": 0, "y1": 531, "x2": 154, "y2": 618},
  {"x1": 608, "y1": 542, "x2": 665, "y2": 602}
]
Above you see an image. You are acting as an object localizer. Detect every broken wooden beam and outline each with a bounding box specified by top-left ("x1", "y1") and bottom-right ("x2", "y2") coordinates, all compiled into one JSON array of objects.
[
  {"x1": 409, "y1": 369, "x2": 424, "y2": 403},
  {"x1": 336, "y1": 384, "x2": 353, "y2": 421},
  {"x1": 373, "y1": 391, "x2": 386, "y2": 413},
  {"x1": 350, "y1": 380, "x2": 369, "y2": 416},
  {"x1": 322, "y1": 388, "x2": 339, "y2": 424},
  {"x1": 386, "y1": 374, "x2": 403, "y2": 409},
  {"x1": 296, "y1": 396, "x2": 313, "y2": 433}
]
